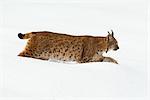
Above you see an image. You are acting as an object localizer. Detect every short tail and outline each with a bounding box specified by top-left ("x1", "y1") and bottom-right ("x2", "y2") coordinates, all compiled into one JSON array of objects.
[{"x1": 18, "y1": 32, "x2": 35, "y2": 39}]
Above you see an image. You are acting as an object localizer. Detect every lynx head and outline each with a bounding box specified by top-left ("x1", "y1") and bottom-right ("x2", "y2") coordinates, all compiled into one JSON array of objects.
[{"x1": 106, "y1": 30, "x2": 119, "y2": 52}]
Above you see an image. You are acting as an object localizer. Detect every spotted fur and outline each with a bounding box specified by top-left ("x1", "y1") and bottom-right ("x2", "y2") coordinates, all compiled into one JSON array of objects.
[{"x1": 18, "y1": 30, "x2": 119, "y2": 64}]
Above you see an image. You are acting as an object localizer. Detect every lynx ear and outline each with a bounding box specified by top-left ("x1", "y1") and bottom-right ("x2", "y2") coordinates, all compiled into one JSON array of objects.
[
  {"x1": 108, "y1": 31, "x2": 111, "y2": 35},
  {"x1": 111, "y1": 30, "x2": 114, "y2": 37}
]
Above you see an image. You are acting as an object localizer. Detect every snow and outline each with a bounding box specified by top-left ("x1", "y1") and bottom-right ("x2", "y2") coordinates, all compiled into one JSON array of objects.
[{"x1": 0, "y1": 0, "x2": 148, "y2": 100}]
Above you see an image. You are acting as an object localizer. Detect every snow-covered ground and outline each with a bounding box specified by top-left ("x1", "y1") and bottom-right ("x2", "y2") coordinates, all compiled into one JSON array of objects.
[{"x1": 0, "y1": 0, "x2": 148, "y2": 100}]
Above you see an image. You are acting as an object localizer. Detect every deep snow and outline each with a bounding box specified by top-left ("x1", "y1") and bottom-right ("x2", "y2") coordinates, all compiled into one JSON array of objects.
[{"x1": 0, "y1": 0, "x2": 147, "y2": 100}]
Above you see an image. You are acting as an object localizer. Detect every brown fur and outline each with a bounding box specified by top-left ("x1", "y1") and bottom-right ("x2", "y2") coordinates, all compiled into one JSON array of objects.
[{"x1": 18, "y1": 30, "x2": 119, "y2": 64}]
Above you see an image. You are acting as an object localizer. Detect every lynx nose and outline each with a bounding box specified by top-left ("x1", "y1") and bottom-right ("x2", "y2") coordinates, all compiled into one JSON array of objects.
[
  {"x1": 114, "y1": 46, "x2": 119, "y2": 51},
  {"x1": 116, "y1": 46, "x2": 119, "y2": 49}
]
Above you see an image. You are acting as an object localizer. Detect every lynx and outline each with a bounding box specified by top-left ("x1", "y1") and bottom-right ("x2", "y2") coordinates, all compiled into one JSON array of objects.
[{"x1": 18, "y1": 30, "x2": 119, "y2": 64}]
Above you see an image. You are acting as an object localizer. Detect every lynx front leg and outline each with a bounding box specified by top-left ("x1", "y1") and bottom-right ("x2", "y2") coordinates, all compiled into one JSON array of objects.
[
  {"x1": 102, "y1": 57, "x2": 118, "y2": 64},
  {"x1": 90, "y1": 54, "x2": 118, "y2": 64}
]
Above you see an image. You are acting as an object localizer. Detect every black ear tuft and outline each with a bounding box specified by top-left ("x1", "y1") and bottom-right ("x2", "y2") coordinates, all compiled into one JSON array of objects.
[
  {"x1": 108, "y1": 31, "x2": 111, "y2": 35},
  {"x1": 111, "y1": 30, "x2": 114, "y2": 37}
]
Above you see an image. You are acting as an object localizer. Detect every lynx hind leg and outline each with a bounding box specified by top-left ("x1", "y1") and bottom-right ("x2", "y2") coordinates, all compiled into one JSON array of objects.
[
  {"x1": 103, "y1": 57, "x2": 118, "y2": 64},
  {"x1": 18, "y1": 50, "x2": 47, "y2": 60},
  {"x1": 18, "y1": 49, "x2": 49, "y2": 60},
  {"x1": 18, "y1": 50, "x2": 33, "y2": 58},
  {"x1": 18, "y1": 46, "x2": 35, "y2": 58}
]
